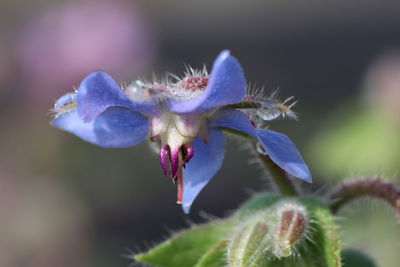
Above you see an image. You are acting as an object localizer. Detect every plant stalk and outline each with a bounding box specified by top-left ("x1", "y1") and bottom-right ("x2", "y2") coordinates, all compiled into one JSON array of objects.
[
  {"x1": 328, "y1": 177, "x2": 400, "y2": 216},
  {"x1": 254, "y1": 143, "x2": 298, "y2": 197}
]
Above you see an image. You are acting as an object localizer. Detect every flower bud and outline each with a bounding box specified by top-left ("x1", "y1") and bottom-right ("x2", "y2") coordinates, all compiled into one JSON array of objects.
[
  {"x1": 227, "y1": 212, "x2": 272, "y2": 267},
  {"x1": 272, "y1": 201, "x2": 308, "y2": 258},
  {"x1": 227, "y1": 200, "x2": 309, "y2": 266}
]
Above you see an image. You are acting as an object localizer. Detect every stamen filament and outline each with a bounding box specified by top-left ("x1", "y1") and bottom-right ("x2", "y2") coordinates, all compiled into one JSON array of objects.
[
  {"x1": 176, "y1": 153, "x2": 183, "y2": 204},
  {"x1": 253, "y1": 142, "x2": 298, "y2": 197}
]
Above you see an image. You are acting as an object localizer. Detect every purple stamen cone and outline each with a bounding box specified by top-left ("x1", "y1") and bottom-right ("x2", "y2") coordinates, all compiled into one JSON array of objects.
[
  {"x1": 169, "y1": 147, "x2": 180, "y2": 179},
  {"x1": 160, "y1": 145, "x2": 170, "y2": 176},
  {"x1": 183, "y1": 144, "x2": 194, "y2": 163}
]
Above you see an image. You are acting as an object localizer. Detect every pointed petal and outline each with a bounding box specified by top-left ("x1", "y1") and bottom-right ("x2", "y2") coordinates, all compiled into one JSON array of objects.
[
  {"x1": 256, "y1": 129, "x2": 311, "y2": 182},
  {"x1": 167, "y1": 50, "x2": 246, "y2": 113},
  {"x1": 52, "y1": 106, "x2": 148, "y2": 148},
  {"x1": 77, "y1": 71, "x2": 157, "y2": 121},
  {"x1": 182, "y1": 129, "x2": 225, "y2": 213},
  {"x1": 210, "y1": 108, "x2": 311, "y2": 181}
]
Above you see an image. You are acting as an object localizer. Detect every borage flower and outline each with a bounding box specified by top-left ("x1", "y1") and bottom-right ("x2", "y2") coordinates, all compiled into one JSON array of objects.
[{"x1": 51, "y1": 50, "x2": 311, "y2": 213}]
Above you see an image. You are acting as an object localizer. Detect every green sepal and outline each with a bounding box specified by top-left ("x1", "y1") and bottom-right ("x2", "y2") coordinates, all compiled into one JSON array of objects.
[{"x1": 299, "y1": 196, "x2": 342, "y2": 267}]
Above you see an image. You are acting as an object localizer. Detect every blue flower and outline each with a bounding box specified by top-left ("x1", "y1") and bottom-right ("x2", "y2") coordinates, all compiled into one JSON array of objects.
[{"x1": 51, "y1": 50, "x2": 311, "y2": 213}]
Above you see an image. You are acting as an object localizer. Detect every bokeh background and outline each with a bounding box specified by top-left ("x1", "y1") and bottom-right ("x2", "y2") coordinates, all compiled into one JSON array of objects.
[{"x1": 1, "y1": 0, "x2": 400, "y2": 266}]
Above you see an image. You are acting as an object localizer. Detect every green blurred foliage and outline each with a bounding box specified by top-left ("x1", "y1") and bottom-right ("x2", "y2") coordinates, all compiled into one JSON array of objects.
[
  {"x1": 341, "y1": 249, "x2": 376, "y2": 267},
  {"x1": 309, "y1": 104, "x2": 400, "y2": 179}
]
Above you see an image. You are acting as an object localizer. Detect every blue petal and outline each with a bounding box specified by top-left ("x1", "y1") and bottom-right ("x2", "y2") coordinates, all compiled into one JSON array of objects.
[
  {"x1": 182, "y1": 129, "x2": 225, "y2": 213},
  {"x1": 52, "y1": 107, "x2": 148, "y2": 148},
  {"x1": 77, "y1": 71, "x2": 157, "y2": 121},
  {"x1": 210, "y1": 108, "x2": 312, "y2": 182},
  {"x1": 210, "y1": 108, "x2": 257, "y2": 137},
  {"x1": 167, "y1": 50, "x2": 246, "y2": 113},
  {"x1": 256, "y1": 129, "x2": 312, "y2": 182}
]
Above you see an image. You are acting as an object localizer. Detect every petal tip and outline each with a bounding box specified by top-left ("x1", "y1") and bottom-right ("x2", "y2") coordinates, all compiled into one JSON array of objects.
[
  {"x1": 217, "y1": 49, "x2": 231, "y2": 60},
  {"x1": 79, "y1": 70, "x2": 115, "y2": 94},
  {"x1": 293, "y1": 169, "x2": 312, "y2": 183},
  {"x1": 288, "y1": 164, "x2": 312, "y2": 183},
  {"x1": 85, "y1": 70, "x2": 111, "y2": 80},
  {"x1": 182, "y1": 202, "x2": 191, "y2": 214},
  {"x1": 301, "y1": 175, "x2": 313, "y2": 183}
]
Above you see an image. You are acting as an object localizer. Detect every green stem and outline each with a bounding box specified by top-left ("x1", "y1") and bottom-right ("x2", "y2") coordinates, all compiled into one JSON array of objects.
[
  {"x1": 221, "y1": 127, "x2": 298, "y2": 196},
  {"x1": 254, "y1": 144, "x2": 298, "y2": 197}
]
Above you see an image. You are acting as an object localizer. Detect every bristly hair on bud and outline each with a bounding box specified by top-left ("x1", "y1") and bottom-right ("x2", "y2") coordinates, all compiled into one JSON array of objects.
[
  {"x1": 272, "y1": 200, "x2": 309, "y2": 258},
  {"x1": 123, "y1": 65, "x2": 210, "y2": 102},
  {"x1": 167, "y1": 65, "x2": 209, "y2": 101},
  {"x1": 50, "y1": 90, "x2": 77, "y2": 118},
  {"x1": 182, "y1": 64, "x2": 209, "y2": 79},
  {"x1": 246, "y1": 88, "x2": 298, "y2": 122},
  {"x1": 123, "y1": 74, "x2": 172, "y2": 102},
  {"x1": 227, "y1": 210, "x2": 273, "y2": 267}
]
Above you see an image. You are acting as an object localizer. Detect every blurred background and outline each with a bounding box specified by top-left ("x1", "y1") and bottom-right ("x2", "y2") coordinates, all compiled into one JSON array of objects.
[{"x1": 1, "y1": 0, "x2": 400, "y2": 266}]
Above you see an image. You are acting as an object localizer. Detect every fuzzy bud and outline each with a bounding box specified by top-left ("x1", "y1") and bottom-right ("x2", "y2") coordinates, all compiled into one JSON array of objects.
[
  {"x1": 227, "y1": 200, "x2": 309, "y2": 266},
  {"x1": 273, "y1": 201, "x2": 308, "y2": 258},
  {"x1": 227, "y1": 212, "x2": 271, "y2": 267}
]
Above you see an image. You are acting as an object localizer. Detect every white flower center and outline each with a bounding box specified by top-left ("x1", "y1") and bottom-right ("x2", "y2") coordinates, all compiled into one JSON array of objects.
[{"x1": 150, "y1": 112, "x2": 203, "y2": 148}]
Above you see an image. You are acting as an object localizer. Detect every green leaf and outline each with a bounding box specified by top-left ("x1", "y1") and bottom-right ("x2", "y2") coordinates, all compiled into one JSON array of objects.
[
  {"x1": 341, "y1": 249, "x2": 376, "y2": 267},
  {"x1": 194, "y1": 239, "x2": 228, "y2": 267},
  {"x1": 135, "y1": 219, "x2": 233, "y2": 267},
  {"x1": 235, "y1": 192, "x2": 281, "y2": 219}
]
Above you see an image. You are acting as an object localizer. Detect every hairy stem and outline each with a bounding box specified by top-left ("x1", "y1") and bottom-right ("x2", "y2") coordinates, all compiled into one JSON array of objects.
[
  {"x1": 328, "y1": 178, "x2": 400, "y2": 216},
  {"x1": 253, "y1": 143, "x2": 298, "y2": 197},
  {"x1": 221, "y1": 127, "x2": 299, "y2": 196}
]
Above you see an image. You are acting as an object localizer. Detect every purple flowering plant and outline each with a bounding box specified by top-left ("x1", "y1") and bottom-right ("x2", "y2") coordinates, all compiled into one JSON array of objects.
[
  {"x1": 51, "y1": 51, "x2": 400, "y2": 266},
  {"x1": 51, "y1": 50, "x2": 311, "y2": 213}
]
